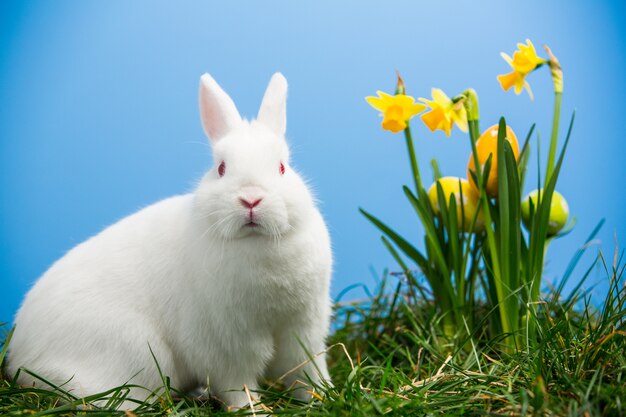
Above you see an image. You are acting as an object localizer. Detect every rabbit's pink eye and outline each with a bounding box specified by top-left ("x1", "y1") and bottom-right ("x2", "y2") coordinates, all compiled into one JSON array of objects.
[
  {"x1": 218, "y1": 161, "x2": 226, "y2": 177},
  {"x1": 279, "y1": 162, "x2": 285, "y2": 175}
]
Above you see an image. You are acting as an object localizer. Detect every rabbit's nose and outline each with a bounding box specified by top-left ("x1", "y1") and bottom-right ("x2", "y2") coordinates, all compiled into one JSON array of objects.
[{"x1": 239, "y1": 198, "x2": 263, "y2": 209}]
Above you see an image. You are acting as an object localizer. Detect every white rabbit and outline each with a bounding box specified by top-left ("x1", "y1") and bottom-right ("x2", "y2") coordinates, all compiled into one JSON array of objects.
[{"x1": 7, "y1": 73, "x2": 333, "y2": 410}]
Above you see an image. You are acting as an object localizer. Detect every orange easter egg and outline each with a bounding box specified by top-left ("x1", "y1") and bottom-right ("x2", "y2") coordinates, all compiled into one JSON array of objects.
[{"x1": 467, "y1": 124, "x2": 520, "y2": 198}]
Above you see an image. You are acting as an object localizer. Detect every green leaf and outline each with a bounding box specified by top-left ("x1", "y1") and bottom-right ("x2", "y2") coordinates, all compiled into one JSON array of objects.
[
  {"x1": 404, "y1": 187, "x2": 451, "y2": 280},
  {"x1": 359, "y1": 208, "x2": 429, "y2": 276},
  {"x1": 553, "y1": 220, "x2": 604, "y2": 303},
  {"x1": 497, "y1": 118, "x2": 511, "y2": 291},
  {"x1": 503, "y1": 136, "x2": 523, "y2": 333},
  {"x1": 495, "y1": 117, "x2": 521, "y2": 340},
  {"x1": 0, "y1": 326, "x2": 15, "y2": 369},
  {"x1": 530, "y1": 111, "x2": 575, "y2": 300},
  {"x1": 518, "y1": 123, "x2": 535, "y2": 191},
  {"x1": 447, "y1": 191, "x2": 464, "y2": 309},
  {"x1": 431, "y1": 159, "x2": 443, "y2": 182},
  {"x1": 381, "y1": 236, "x2": 430, "y2": 301}
]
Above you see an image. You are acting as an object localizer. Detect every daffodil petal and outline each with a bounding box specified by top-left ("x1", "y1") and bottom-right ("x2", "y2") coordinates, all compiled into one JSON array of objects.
[
  {"x1": 455, "y1": 118, "x2": 469, "y2": 133},
  {"x1": 393, "y1": 94, "x2": 414, "y2": 107},
  {"x1": 407, "y1": 103, "x2": 427, "y2": 117},
  {"x1": 431, "y1": 88, "x2": 450, "y2": 105},
  {"x1": 365, "y1": 96, "x2": 387, "y2": 112},
  {"x1": 524, "y1": 81, "x2": 534, "y2": 100},
  {"x1": 451, "y1": 108, "x2": 468, "y2": 132},
  {"x1": 418, "y1": 98, "x2": 436, "y2": 108},
  {"x1": 519, "y1": 39, "x2": 536, "y2": 57},
  {"x1": 377, "y1": 91, "x2": 396, "y2": 102},
  {"x1": 500, "y1": 52, "x2": 514, "y2": 67}
]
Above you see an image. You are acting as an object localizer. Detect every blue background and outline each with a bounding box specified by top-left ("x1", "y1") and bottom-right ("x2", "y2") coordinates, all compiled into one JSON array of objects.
[{"x1": 1, "y1": 1, "x2": 625, "y2": 323}]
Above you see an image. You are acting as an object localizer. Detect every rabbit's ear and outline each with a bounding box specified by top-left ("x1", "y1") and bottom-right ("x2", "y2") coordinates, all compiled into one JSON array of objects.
[
  {"x1": 199, "y1": 73, "x2": 242, "y2": 143},
  {"x1": 257, "y1": 72, "x2": 287, "y2": 136}
]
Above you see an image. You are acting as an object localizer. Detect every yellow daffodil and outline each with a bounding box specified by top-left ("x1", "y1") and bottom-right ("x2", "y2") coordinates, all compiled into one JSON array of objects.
[
  {"x1": 507, "y1": 39, "x2": 544, "y2": 73},
  {"x1": 497, "y1": 39, "x2": 547, "y2": 99},
  {"x1": 366, "y1": 91, "x2": 426, "y2": 133},
  {"x1": 419, "y1": 88, "x2": 468, "y2": 136}
]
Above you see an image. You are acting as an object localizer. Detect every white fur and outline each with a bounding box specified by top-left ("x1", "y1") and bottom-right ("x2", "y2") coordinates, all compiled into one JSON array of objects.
[{"x1": 7, "y1": 73, "x2": 332, "y2": 410}]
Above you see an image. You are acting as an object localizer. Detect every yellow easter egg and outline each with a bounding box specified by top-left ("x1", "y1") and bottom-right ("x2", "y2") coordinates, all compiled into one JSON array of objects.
[
  {"x1": 521, "y1": 189, "x2": 570, "y2": 236},
  {"x1": 427, "y1": 176, "x2": 484, "y2": 232}
]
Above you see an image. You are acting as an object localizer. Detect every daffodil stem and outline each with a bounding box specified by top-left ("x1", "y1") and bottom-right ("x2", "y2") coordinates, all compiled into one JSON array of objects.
[
  {"x1": 469, "y1": 120, "x2": 480, "y2": 144},
  {"x1": 403, "y1": 122, "x2": 422, "y2": 193},
  {"x1": 545, "y1": 91, "x2": 562, "y2": 184},
  {"x1": 539, "y1": 92, "x2": 561, "y2": 323}
]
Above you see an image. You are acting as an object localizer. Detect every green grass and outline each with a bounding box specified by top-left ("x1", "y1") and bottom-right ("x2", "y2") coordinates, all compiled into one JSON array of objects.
[{"x1": 2, "y1": 248, "x2": 625, "y2": 416}]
